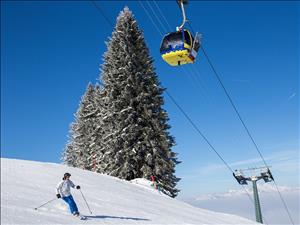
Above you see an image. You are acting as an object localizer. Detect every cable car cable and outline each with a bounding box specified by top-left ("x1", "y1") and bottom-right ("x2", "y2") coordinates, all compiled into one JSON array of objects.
[
  {"x1": 156, "y1": 0, "x2": 200, "y2": 66},
  {"x1": 92, "y1": 0, "x2": 234, "y2": 176},
  {"x1": 89, "y1": 1, "x2": 269, "y2": 224},
  {"x1": 144, "y1": 3, "x2": 272, "y2": 223},
  {"x1": 199, "y1": 29, "x2": 294, "y2": 225},
  {"x1": 201, "y1": 45, "x2": 269, "y2": 166},
  {"x1": 153, "y1": 1, "x2": 173, "y2": 31},
  {"x1": 138, "y1": 1, "x2": 231, "y2": 172},
  {"x1": 186, "y1": 18, "x2": 295, "y2": 225},
  {"x1": 145, "y1": 1, "x2": 169, "y2": 33},
  {"x1": 90, "y1": 0, "x2": 114, "y2": 27},
  {"x1": 148, "y1": 0, "x2": 268, "y2": 220},
  {"x1": 144, "y1": 1, "x2": 208, "y2": 99},
  {"x1": 141, "y1": 1, "x2": 211, "y2": 105},
  {"x1": 138, "y1": 1, "x2": 164, "y2": 36},
  {"x1": 150, "y1": 2, "x2": 290, "y2": 224},
  {"x1": 165, "y1": 91, "x2": 234, "y2": 173},
  {"x1": 140, "y1": 1, "x2": 262, "y2": 210}
]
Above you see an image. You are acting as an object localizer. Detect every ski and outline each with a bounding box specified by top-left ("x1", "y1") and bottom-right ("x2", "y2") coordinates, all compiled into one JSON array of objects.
[
  {"x1": 79, "y1": 216, "x2": 87, "y2": 220},
  {"x1": 73, "y1": 212, "x2": 87, "y2": 220}
]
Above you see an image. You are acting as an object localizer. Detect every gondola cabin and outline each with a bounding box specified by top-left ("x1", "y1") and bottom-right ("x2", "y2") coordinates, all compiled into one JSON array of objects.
[{"x1": 160, "y1": 29, "x2": 200, "y2": 66}]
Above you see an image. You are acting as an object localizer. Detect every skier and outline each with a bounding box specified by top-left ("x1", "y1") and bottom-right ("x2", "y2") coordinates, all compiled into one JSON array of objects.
[
  {"x1": 56, "y1": 172, "x2": 81, "y2": 216},
  {"x1": 150, "y1": 174, "x2": 157, "y2": 189},
  {"x1": 150, "y1": 174, "x2": 161, "y2": 193}
]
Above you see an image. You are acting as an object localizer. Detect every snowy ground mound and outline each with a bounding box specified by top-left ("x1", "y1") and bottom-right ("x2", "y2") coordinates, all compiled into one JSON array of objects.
[
  {"x1": 130, "y1": 178, "x2": 157, "y2": 192},
  {"x1": 1, "y1": 158, "x2": 258, "y2": 224}
]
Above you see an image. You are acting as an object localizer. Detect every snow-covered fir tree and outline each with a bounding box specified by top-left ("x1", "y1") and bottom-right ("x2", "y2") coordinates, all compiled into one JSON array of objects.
[
  {"x1": 87, "y1": 84, "x2": 108, "y2": 172},
  {"x1": 62, "y1": 143, "x2": 76, "y2": 167},
  {"x1": 99, "y1": 7, "x2": 180, "y2": 197},
  {"x1": 62, "y1": 83, "x2": 99, "y2": 170}
]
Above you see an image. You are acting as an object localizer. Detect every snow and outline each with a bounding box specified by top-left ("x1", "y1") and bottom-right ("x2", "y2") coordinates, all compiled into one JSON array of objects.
[
  {"x1": 1, "y1": 158, "x2": 258, "y2": 225},
  {"x1": 83, "y1": 110, "x2": 97, "y2": 118}
]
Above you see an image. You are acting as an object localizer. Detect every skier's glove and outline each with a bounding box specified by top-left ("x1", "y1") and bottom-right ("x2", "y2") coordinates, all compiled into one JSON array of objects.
[
  {"x1": 56, "y1": 194, "x2": 61, "y2": 198},
  {"x1": 76, "y1": 185, "x2": 80, "y2": 189}
]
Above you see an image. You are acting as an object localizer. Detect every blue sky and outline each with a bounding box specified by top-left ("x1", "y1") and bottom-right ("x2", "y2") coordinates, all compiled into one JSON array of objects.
[{"x1": 1, "y1": 1, "x2": 299, "y2": 198}]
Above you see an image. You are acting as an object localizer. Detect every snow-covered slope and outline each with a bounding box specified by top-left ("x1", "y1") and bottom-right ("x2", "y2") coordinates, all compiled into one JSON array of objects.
[{"x1": 1, "y1": 158, "x2": 257, "y2": 224}]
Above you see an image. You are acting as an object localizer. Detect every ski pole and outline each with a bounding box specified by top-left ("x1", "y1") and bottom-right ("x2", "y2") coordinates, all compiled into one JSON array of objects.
[
  {"x1": 34, "y1": 197, "x2": 57, "y2": 210},
  {"x1": 79, "y1": 189, "x2": 92, "y2": 214}
]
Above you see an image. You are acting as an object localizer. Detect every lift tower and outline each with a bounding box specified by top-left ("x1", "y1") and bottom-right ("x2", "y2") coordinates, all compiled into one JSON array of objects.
[{"x1": 233, "y1": 167, "x2": 274, "y2": 223}]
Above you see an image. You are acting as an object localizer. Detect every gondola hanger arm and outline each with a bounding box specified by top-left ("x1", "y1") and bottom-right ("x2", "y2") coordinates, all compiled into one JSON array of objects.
[{"x1": 176, "y1": 0, "x2": 188, "y2": 31}]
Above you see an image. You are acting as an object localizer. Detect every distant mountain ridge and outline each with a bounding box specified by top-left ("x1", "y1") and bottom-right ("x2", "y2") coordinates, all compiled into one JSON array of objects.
[
  {"x1": 183, "y1": 182, "x2": 299, "y2": 224},
  {"x1": 192, "y1": 184, "x2": 300, "y2": 201}
]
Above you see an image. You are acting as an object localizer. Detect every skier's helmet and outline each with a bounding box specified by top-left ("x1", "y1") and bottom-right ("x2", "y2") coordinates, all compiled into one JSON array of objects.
[{"x1": 63, "y1": 172, "x2": 71, "y2": 179}]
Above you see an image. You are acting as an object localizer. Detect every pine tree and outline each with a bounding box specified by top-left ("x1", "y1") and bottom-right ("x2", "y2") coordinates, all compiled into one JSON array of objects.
[
  {"x1": 62, "y1": 83, "x2": 99, "y2": 170},
  {"x1": 62, "y1": 143, "x2": 76, "y2": 167},
  {"x1": 99, "y1": 7, "x2": 180, "y2": 197},
  {"x1": 88, "y1": 84, "x2": 107, "y2": 173}
]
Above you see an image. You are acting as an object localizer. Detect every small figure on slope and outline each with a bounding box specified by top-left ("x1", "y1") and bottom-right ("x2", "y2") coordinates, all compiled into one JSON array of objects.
[
  {"x1": 150, "y1": 175, "x2": 157, "y2": 189},
  {"x1": 56, "y1": 172, "x2": 81, "y2": 216},
  {"x1": 150, "y1": 175, "x2": 161, "y2": 193}
]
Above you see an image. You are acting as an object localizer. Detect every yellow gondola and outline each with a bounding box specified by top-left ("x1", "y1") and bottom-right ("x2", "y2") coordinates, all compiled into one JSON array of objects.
[
  {"x1": 160, "y1": 0, "x2": 200, "y2": 66},
  {"x1": 160, "y1": 29, "x2": 200, "y2": 66}
]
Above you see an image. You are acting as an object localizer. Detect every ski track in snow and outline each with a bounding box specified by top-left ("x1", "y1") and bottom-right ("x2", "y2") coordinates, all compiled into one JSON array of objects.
[{"x1": 1, "y1": 158, "x2": 258, "y2": 224}]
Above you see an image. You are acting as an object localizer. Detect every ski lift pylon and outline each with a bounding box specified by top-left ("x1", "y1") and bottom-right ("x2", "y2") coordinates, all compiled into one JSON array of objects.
[
  {"x1": 233, "y1": 170, "x2": 249, "y2": 185},
  {"x1": 260, "y1": 168, "x2": 274, "y2": 183}
]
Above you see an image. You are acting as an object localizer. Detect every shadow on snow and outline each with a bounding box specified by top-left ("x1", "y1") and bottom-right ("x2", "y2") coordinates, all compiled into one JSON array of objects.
[{"x1": 85, "y1": 215, "x2": 150, "y2": 221}]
